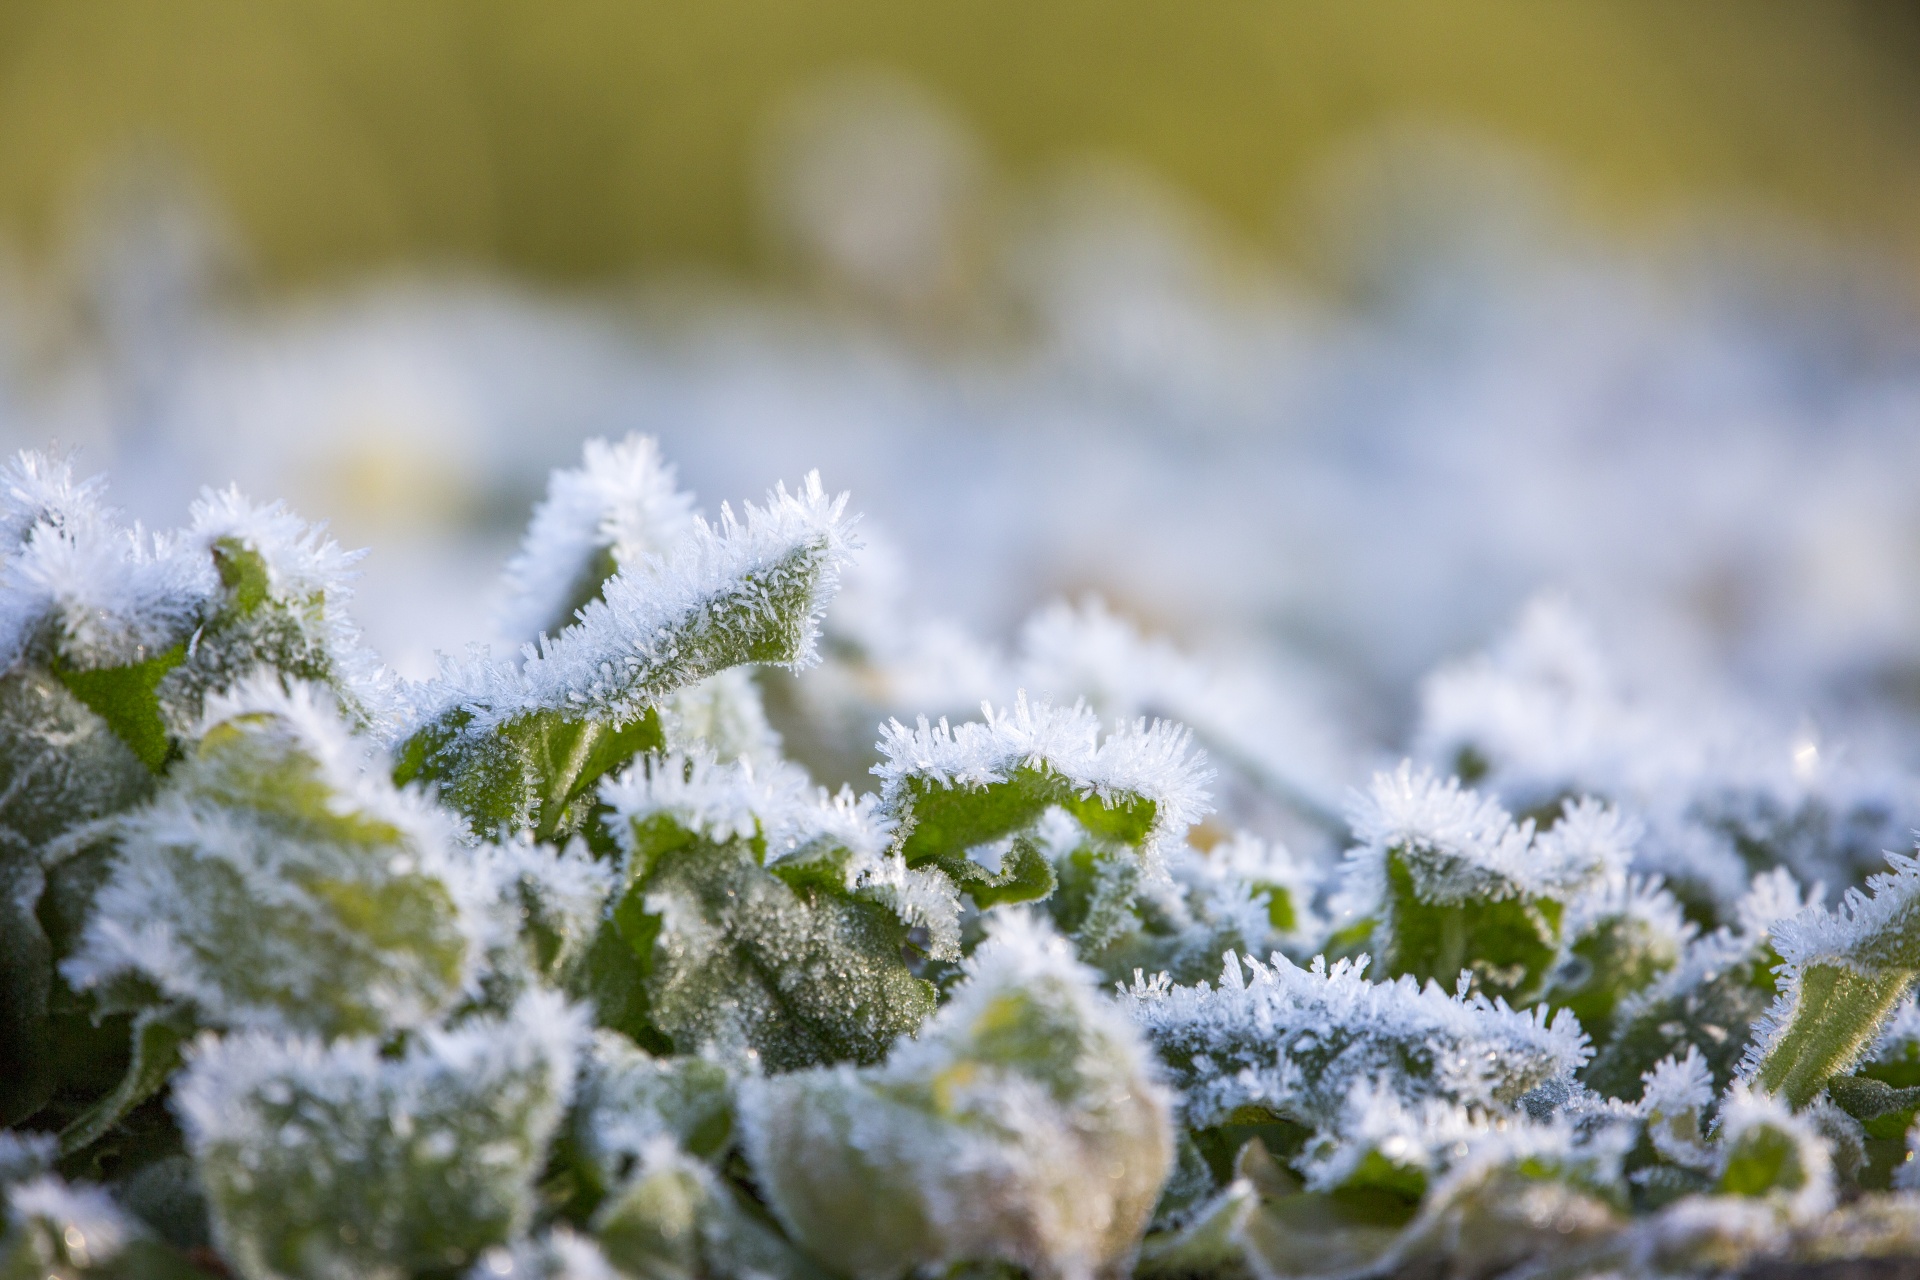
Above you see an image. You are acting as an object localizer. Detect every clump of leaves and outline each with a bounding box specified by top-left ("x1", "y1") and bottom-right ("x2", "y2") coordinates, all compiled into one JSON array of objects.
[{"x1": 7, "y1": 438, "x2": 1920, "y2": 1280}]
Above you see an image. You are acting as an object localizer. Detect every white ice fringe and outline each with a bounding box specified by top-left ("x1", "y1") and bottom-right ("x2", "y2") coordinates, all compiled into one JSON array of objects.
[
  {"x1": 412, "y1": 472, "x2": 852, "y2": 736},
  {"x1": 496, "y1": 434, "x2": 697, "y2": 644},
  {"x1": 602, "y1": 751, "x2": 961, "y2": 955},
  {"x1": 601, "y1": 749, "x2": 812, "y2": 855},
  {"x1": 1342, "y1": 762, "x2": 1619, "y2": 909},
  {"x1": 1122, "y1": 949, "x2": 1590, "y2": 1130},
  {"x1": 874, "y1": 691, "x2": 1213, "y2": 858},
  {"x1": 0, "y1": 453, "x2": 212, "y2": 670}
]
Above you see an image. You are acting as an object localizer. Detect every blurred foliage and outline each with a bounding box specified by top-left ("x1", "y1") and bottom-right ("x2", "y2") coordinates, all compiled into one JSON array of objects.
[{"x1": 0, "y1": 0, "x2": 1917, "y2": 286}]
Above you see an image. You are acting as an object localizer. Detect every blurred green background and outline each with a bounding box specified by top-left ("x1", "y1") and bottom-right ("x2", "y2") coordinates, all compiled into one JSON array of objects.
[{"x1": 2, "y1": 0, "x2": 1919, "y2": 288}]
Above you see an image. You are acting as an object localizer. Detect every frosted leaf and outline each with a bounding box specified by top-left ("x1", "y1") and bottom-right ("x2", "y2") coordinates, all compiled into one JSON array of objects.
[
  {"x1": 591, "y1": 752, "x2": 935, "y2": 1068},
  {"x1": 2, "y1": 1173, "x2": 140, "y2": 1278},
  {"x1": 1544, "y1": 872, "x2": 1693, "y2": 1047},
  {"x1": 496, "y1": 434, "x2": 697, "y2": 644},
  {"x1": 0, "y1": 668, "x2": 155, "y2": 1122},
  {"x1": 566, "y1": 1031, "x2": 735, "y2": 1199},
  {"x1": 1017, "y1": 596, "x2": 1353, "y2": 837},
  {"x1": 0, "y1": 454, "x2": 210, "y2": 676},
  {"x1": 739, "y1": 912, "x2": 1174, "y2": 1280},
  {"x1": 1339, "y1": 765, "x2": 1617, "y2": 1003},
  {"x1": 468, "y1": 1229, "x2": 621, "y2": 1280},
  {"x1": 1743, "y1": 851, "x2": 1920, "y2": 1107},
  {"x1": 1377, "y1": 1121, "x2": 1628, "y2": 1279},
  {"x1": 1122, "y1": 949, "x2": 1588, "y2": 1133},
  {"x1": 175, "y1": 990, "x2": 583, "y2": 1280},
  {"x1": 591, "y1": 1137, "x2": 826, "y2": 1280},
  {"x1": 156, "y1": 486, "x2": 391, "y2": 740},
  {"x1": 874, "y1": 693, "x2": 1212, "y2": 901},
  {"x1": 1044, "y1": 828, "x2": 1323, "y2": 990},
  {"x1": 1584, "y1": 872, "x2": 1811, "y2": 1102},
  {"x1": 63, "y1": 678, "x2": 487, "y2": 1038},
  {"x1": 1714, "y1": 1083, "x2": 1836, "y2": 1224},
  {"x1": 398, "y1": 473, "x2": 853, "y2": 841}
]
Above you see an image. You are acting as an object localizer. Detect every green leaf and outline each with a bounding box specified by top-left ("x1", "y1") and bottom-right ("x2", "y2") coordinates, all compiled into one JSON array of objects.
[
  {"x1": 1381, "y1": 846, "x2": 1562, "y2": 1005},
  {"x1": 608, "y1": 827, "x2": 934, "y2": 1070},
  {"x1": 1752, "y1": 962, "x2": 1916, "y2": 1109},
  {"x1": 51, "y1": 644, "x2": 186, "y2": 774},
  {"x1": 738, "y1": 914, "x2": 1173, "y2": 1280},
  {"x1": 397, "y1": 708, "x2": 665, "y2": 843},
  {"x1": 63, "y1": 686, "x2": 480, "y2": 1040},
  {"x1": 1543, "y1": 902, "x2": 1686, "y2": 1047},
  {"x1": 1746, "y1": 857, "x2": 1920, "y2": 1109},
  {"x1": 918, "y1": 835, "x2": 1058, "y2": 911}
]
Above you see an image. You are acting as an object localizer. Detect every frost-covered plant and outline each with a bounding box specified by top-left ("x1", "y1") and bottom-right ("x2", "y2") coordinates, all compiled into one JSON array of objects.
[
  {"x1": 175, "y1": 991, "x2": 582, "y2": 1280},
  {"x1": 738, "y1": 912, "x2": 1173, "y2": 1280},
  {"x1": 1336, "y1": 765, "x2": 1627, "y2": 1005},
  {"x1": 11, "y1": 433, "x2": 1920, "y2": 1280},
  {"x1": 397, "y1": 472, "x2": 852, "y2": 842}
]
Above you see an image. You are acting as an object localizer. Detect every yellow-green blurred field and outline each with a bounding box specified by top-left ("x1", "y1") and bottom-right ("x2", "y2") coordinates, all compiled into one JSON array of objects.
[{"x1": 1, "y1": 0, "x2": 1918, "y2": 286}]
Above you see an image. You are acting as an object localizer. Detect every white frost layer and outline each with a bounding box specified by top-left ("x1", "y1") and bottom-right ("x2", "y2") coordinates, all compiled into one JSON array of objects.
[
  {"x1": 0, "y1": 451, "x2": 212, "y2": 670},
  {"x1": 1341, "y1": 762, "x2": 1625, "y2": 911},
  {"x1": 875, "y1": 692, "x2": 1213, "y2": 859},
  {"x1": 62, "y1": 677, "x2": 491, "y2": 1032},
  {"x1": 410, "y1": 472, "x2": 853, "y2": 735},
  {"x1": 496, "y1": 434, "x2": 697, "y2": 644},
  {"x1": 1122, "y1": 950, "x2": 1589, "y2": 1130}
]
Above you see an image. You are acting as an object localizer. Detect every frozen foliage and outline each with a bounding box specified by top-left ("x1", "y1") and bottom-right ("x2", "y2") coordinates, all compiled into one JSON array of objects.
[
  {"x1": 1337, "y1": 765, "x2": 1627, "y2": 1003},
  {"x1": 875, "y1": 694, "x2": 1212, "y2": 920},
  {"x1": 739, "y1": 912, "x2": 1173, "y2": 1280},
  {"x1": 175, "y1": 990, "x2": 582, "y2": 1280},
  {"x1": 65, "y1": 677, "x2": 488, "y2": 1037},
  {"x1": 1123, "y1": 949, "x2": 1588, "y2": 1133},
  {"x1": 12, "y1": 420, "x2": 1920, "y2": 1278},
  {"x1": 1744, "y1": 850, "x2": 1920, "y2": 1106},
  {"x1": 396, "y1": 472, "x2": 853, "y2": 841},
  {"x1": 593, "y1": 750, "x2": 939, "y2": 1068},
  {"x1": 495, "y1": 434, "x2": 697, "y2": 645}
]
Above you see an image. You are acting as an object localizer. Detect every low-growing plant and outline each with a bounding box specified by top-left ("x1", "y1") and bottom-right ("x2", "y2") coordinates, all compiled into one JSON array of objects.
[{"x1": 5, "y1": 438, "x2": 1920, "y2": 1280}]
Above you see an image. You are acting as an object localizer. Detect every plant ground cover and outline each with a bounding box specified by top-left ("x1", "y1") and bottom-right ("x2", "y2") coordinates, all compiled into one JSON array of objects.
[{"x1": 6, "y1": 436, "x2": 1920, "y2": 1279}]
